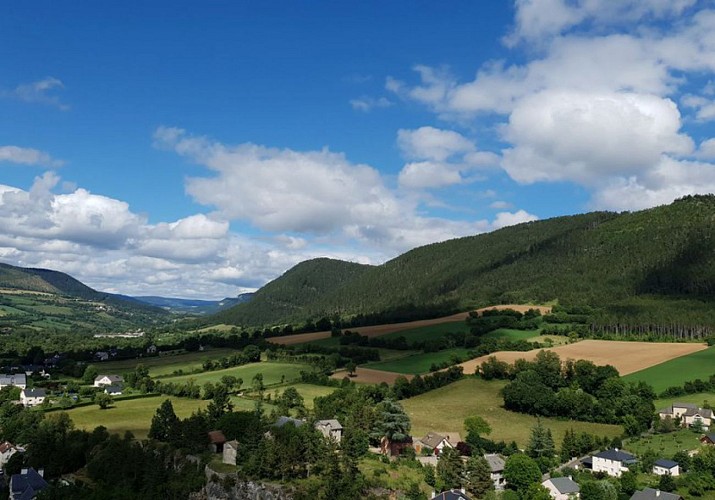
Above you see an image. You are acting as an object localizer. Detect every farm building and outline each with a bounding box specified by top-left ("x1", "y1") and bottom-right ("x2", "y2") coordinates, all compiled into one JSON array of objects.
[
  {"x1": 591, "y1": 449, "x2": 637, "y2": 477},
  {"x1": 630, "y1": 488, "x2": 682, "y2": 500},
  {"x1": 223, "y1": 440, "x2": 238, "y2": 465},
  {"x1": 93, "y1": 375, "x2": 123, "y2": 387},
  {"x1": 0, "y1": 374, "x2": 26, "y2": 390},
  {"x1": 20, "y1": 388, "x2": 46, "y2": 407},
  {"x1": 414, "y1": 432, "x2": 460, "y2": 456},
  {"x1": 542, "y1": 476, "x2": 580, "y2": 500},
  {"x1": 658, "y1": 402, "x2": 712, "y2": 430},
  {"x1": 653, "y1": 459, "x2": 680, "y2": 476},
  {"x1": 104, "y1": 385, "x2": 122, "y2": 396},
  {"x1": 484, "y1": 454, "x2": 506, "y2": 490},
  {"x1": 208, "y1": 430, "x2": 226, "y2": 454},
  {"x1": 314, "y1": 419, "x2": 343, "y2": 443}
]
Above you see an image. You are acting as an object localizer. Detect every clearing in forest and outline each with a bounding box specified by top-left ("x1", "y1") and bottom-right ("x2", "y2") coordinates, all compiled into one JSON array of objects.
[
  {"x1": 457, "y1": 340, "x2": 706, "y2": 376},
  {"x1": 268, "y1": 304, "x2": 552, "y2": 346}
]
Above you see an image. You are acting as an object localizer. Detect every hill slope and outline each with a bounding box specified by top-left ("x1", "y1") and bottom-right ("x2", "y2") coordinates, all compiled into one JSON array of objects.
[
  {"x1": 0, "y1": 262, "x2": 167, "y2": 332},
  {"x1": 216, "y1": 195, "x2": 715, "y2": 328}
]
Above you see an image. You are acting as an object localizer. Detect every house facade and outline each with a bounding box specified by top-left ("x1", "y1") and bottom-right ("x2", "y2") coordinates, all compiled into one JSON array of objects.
[
  {"x1": 592, "y1": 449, "x2": 637, "y2": 477},
  {"x1": 315, "y1": 419, "x2": 343, "y2": 443},
  {"x1": 653, "y1": 459, "x2": 680, "y2": 476},
  {"x1": 658, "y1": 403, "x2": 712, "y2": 430},
  {"x1": 0, "y1": 442, "x2": 20, "y2": 466},
  {"x1": 93, "y1": 374, "x2": 123, "y2": 387},
  {"x1": 0, "y1": 374, "x2": 27, "y2": 390},
  {"x1": 20, "y1": 388, "x2": 46, "y2": 407},
  {"x1": 414, "y1": 432, "x2": 454, "y2": 456},
  {"x1": 484, "y1": 454, "x2": 506, "y2": 490},
  {"x1": 542, "y1": 476, "x2": 580, "y2": 500}
]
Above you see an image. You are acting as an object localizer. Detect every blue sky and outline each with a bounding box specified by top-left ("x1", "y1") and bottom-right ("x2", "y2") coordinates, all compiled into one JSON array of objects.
[{"x1": 1, "y1": 1, "x2": 714, "y2": 299}]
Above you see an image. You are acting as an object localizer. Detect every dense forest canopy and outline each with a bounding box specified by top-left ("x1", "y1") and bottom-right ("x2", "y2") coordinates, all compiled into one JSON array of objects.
[{"x1": 214, "y1": 195, "x2": 715, "y2": 328}]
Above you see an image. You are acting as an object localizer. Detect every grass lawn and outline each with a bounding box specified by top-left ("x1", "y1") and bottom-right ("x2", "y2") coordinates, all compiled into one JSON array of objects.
[
  {"x1": 402, "y1": 377, "x2": 622, "y2": 448},
  {"x1": 161, "y1": 361, "x2": 307, "y2": 387},
  {"x1": 359, "y1": 455, "x2": 430, "y2": 496},
  {"x1": 63, "y1": 396, "x2": 209, "y2": 439},
  {"x1": 267, "y1": 383, "x2": 338, "y2": 408},
  {"x1": 623, "y1": 346, "x2": 715, "y2": 393},
  {"x1": 364, "y1": 348, "x2": 471, "y2": 374},
  {"x1": 625, "y1": 428, "x2": 702, "y2": 457},
  {"x1": 96, "y1": 348, "x2": 240, "y2": 378},
  {"x1": 655, "y1": 392, "x2": 715, "y2": 410}
]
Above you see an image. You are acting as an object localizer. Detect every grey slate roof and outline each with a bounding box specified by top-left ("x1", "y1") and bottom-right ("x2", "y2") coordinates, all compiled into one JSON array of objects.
[
  {"x1": 10, "y1": 468, "x2": 48, "y2": 500},
  {"x1": 274, "y1": 416, "x2": 305, "y2": 428},
  {"x1": 0, "y1": 374, "x2": 26, "y2": 386},
  {"x1": 22, "y1": 388, "x2": 46, "y2": 397},
  {"x1": 484, "y1": 454, "x2": 505, "y2": 472},
  {"x1": 547, "y1": 477, "x2": 580, "y2": 494},
  {"x1": 654, "y1": 459, "x2": 678, "y2": 469},
  {"x1": 630, "y1": 488, "x2": 682, "y2": 500},
  {"x1": 594, "y1": 448, "x2": 637, "y2": 462},
  {"x1": 672, "y1": 402, "x2": 699, "y2": 410},
  {"x1": 315, "y1": 419, "x2": 343, "y2": 430}
]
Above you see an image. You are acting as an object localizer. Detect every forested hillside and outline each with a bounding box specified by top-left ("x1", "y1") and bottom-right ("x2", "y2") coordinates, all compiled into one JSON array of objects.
[{"x1": 216, "y1": 195, "x2": 715, "y2": 329}]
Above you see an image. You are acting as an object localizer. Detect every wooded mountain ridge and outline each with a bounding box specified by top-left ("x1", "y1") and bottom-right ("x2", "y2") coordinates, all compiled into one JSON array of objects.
[{"x1": 213, "y1": 195, "x2": 715, "y2": 329}]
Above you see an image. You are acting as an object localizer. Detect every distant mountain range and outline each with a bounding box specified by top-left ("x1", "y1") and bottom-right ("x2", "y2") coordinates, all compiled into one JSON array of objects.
[
  {"x1": 132, "y1": 293, "x2": 254, "y2": 314},
  {"x1": 213, "y1": 195, "x2": 715, "y2": 329}
]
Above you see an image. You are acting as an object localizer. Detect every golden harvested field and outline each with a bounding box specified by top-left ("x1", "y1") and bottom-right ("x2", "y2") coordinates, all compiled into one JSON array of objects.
[
  {"x1": 268, "y1": 304, "x2": 552, "y2": 346},
  {"x1": 458, "y1": 339, "x2": 707, "y2": 376},
  {"x1": 330, "y1": 367, "x2": 414, "y2": 385}
]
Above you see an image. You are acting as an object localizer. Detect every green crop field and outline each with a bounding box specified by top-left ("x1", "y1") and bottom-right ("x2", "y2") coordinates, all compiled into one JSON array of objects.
[
  {"x1": 623, "y1": 346, "x2": 715, "y2": 393},
  {"x1": 62, "y1": 396, "x2": 209, "y2": 439},
  {"x1": 402, "y1": 377, "x2": 622, "y2": 447},
  {"x1": 95, "y1": 348, "x2": 240, "y2": 378},
  {"x1": 377, "y1": 322, "x2": 470, "y2": 344},
  {"x1": 364, "y1": 348, "x2": 471, "y2": 374},
  {"x1": 161, "y1": 361, "x2": 307, "y2": 387}
]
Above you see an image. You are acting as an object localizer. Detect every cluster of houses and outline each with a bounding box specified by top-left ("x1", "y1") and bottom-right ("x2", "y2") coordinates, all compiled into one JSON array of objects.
[{"x1": 658, "y1": 402, "x2": 713, "y2": 430}]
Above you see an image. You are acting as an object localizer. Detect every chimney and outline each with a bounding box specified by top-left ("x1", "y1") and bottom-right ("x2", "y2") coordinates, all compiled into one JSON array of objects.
[
  {"x1": 21, "y1": 468, "x2": 28, "y2": 475},
  {"x1": 38, "y1": 468, "x2": 44, "y2": 478}
]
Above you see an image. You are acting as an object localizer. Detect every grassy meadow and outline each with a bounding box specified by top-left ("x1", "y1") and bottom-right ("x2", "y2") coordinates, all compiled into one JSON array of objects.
[
  {"x1": 63, "y1": 396, "x2": 209, "y2": 439},
  {"x1": 402, "y1": 377, "x2": 622, "y2": 447},
  {"x1": 95, "y1": 348, "x2": 240, "y2": 378},
  {"x1": 161, "y1": 361, "x2": 307, "y2": 387},
  {"x1": 268, "y1": 383, "x2": 338, "y2": 408},
  {"x1": 625, "y1": 428, "x2": 702, "y2": 457},
  {"x1": 623, "y1": 346, "x2": 715, "y2": 393}
]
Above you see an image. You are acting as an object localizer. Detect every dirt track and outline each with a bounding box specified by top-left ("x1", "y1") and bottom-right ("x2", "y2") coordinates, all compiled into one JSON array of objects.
[
  {"x1": 268, "y1": 304, "x2": 552, "y2": 346},
  {"x1": 458, "y1": 339, "x2": 707, "y2": 376}
]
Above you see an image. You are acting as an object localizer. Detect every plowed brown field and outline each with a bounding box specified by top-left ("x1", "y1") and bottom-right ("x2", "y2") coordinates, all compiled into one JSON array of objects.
[
  {"x1": 268, "y1": 304, "x2": 552, "y2": 346},
  {"x1": 458, "y1": 339, "x2": 707, "y2": 376}
]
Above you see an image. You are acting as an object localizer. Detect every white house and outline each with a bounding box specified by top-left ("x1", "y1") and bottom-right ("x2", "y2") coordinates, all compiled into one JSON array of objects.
[
  {"x1": 414, "y1": 432, "x2": 461, "y2": 456},
  {"x1": 653, "y1": 459, "x2": 680, "y2": 476},
  {"x1": 484, "y1": 454, "x2": 506, "y2": 490},
  {"x1": 20, "y1": 388, "x2": 46, "y2": 407},
  {"x1": 592, "y1": 449, "x2": 637, "y2": 477},
  {"x1": 315, "y1": 419, "x2": 343, "y2": 443},
  {"x1": 93, "y1": 374, "x2": 123, "y2": 387},
  {"x1": 658, "y1": 403, "x2": 712, "y2": 430},
  {"x1": 0, "y1": 442, "x2": 20, "y2": 467},
  {"x1": 542, "y1": 477, "x2": 580, "y2": 500},
  {"x1": 0, "y1": 374, "x2": 27, "y2": 390}
]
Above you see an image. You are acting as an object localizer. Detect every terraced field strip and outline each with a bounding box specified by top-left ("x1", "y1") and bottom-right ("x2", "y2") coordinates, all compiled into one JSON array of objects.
[
  {"x1": 268, "y1": 304, "x2": 552, "y2": 346},
  {"x1": 457, "y1": 339, "x2": 707, "y2": 376}
]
